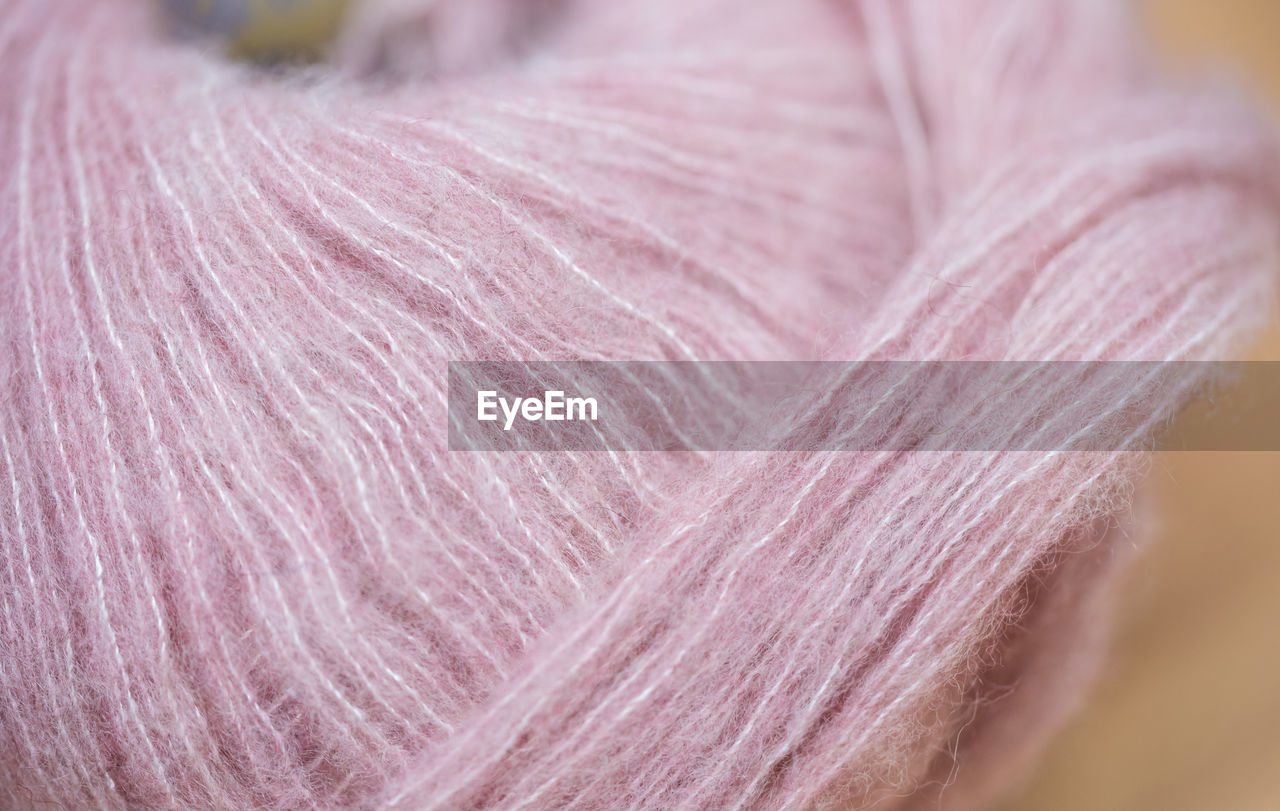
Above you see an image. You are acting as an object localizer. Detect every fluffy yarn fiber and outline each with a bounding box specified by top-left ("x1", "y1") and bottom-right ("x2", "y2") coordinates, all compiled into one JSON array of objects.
[{"x1": 1, "y1": 0, "x2": 1277, "y2": 808}]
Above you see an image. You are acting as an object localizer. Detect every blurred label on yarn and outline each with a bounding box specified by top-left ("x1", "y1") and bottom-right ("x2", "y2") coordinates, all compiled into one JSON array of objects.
[
  {"x1": 447, "y1": 361, "x2": 1280, "y2": 452},
  {"x1": 161, "y1": 0, "x2": 352, "y2": 62}
]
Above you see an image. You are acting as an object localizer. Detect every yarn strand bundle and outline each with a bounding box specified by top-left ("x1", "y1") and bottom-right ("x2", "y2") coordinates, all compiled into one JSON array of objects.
[{"x1": 1, "y1": 0, "x2": 1277, "y2": 808}]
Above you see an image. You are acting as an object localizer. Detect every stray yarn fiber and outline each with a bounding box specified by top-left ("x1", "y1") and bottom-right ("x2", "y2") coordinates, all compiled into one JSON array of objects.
[{"x1": 1, "y1": 0, "x2": 1278, "y2": 808}]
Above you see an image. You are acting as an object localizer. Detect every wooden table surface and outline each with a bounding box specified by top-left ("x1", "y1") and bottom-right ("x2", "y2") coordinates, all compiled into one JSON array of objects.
[{"x1": 998, "y1": 2, "x2": 1280, "y2": 809}]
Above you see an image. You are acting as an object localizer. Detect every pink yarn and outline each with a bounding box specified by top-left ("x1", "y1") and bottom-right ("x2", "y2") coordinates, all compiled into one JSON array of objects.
[{"x1": 1, "y1": 0, "x2": 1277, "y2": 808}]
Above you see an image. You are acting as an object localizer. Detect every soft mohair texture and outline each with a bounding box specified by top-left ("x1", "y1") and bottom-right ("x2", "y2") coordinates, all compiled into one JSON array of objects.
[{"x1": 1, "y1": 0, "x2": 1278, "y2": 808}]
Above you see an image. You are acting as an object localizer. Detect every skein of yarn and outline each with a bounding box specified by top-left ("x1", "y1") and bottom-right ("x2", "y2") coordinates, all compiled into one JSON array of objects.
[{"x1": 1, "y1": 0, "x2": 1277, "y2": 808}]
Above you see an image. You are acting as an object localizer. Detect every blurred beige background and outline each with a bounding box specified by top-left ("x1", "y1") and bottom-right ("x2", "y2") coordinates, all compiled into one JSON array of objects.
[{"x1": 999, "y1": 2, "x2": 1280, "y2": 809}]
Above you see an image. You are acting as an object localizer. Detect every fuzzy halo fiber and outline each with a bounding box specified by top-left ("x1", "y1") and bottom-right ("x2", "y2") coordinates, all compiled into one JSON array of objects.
[{"x1": 1, "y1": 0, "x2": 1278, "y2": 808}]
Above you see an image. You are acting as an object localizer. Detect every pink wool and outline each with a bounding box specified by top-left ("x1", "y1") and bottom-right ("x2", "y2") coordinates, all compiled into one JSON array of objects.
[{"x1": 1, "y1": 0, "x2": 1278, "y2": 808}]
